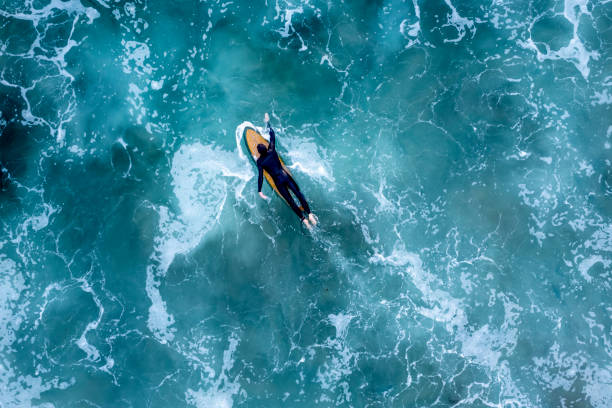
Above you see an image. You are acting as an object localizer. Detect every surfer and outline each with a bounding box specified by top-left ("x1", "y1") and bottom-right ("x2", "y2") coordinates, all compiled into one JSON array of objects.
[{"x1": 257, "y1": 113, "x2": 318, "y2": 229}]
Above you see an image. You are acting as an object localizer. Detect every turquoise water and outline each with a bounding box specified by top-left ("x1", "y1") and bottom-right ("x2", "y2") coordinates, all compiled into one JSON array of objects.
[{"x1": 1, "y1": 0, "x2": 611, "y2": 406}]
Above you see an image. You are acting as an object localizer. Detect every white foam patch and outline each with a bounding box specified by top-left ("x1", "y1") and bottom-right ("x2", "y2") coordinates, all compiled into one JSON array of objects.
[
  {"x1": 122, "y1": 40, "x2": 153, "y2": 75},
  {"x1": 0, "y1": 256, "x2": 71, "y2": 406},
  {"x1": 319, "y1": 54, "x2": 350, "y2": 76},
  {"x1": 112, "y1": 138, "x2": 132, "y2": 177},
  {"x1": 519, "y1": 0, "x2": 598, "y2": 78},
  {"x1": 185, "y1": 335, "x2": 242, "y2": 408},
  {"x1": 533, "y1": 342, "x2": 612, "y2": 408},
  {"x1": 540, "y1": 156, "x2": 552, "y2": 164},
  {"x1": 124, "y1": 2, "x2": 136, "y2": 18},
  {"x1": 127, "y1": 83, "x2": 147, "y2": 125},
  {"x1": 442, "y1": 0, "x2": 475, "y2": 43},
  {"x1": 274, "y1": 4, "x2": 307, "y2": 51},
  {"x1": 400, "y1": 0, "x2": 421, "y2": 46},
  {"x1": 315, "y1": 314, "x2": 356, "y2": 402},
  {"x1": 0, "y1": 0, "x2": 96, "y2": 145},
  {"x1": 485, "y1": 0, "x2": 528, "y2": 32},
  {"x1": 585, "y1": 224, "x2": 612, "y2": 252},
  {"x1": 328, "y1": 313, "x2": 353, "y2": 339},
  {"x1": 235, "y1": 121, "x2": 259, "y2": 162},
  {"x1": 369, "y1": 246, "x2": 530, "y2": 405},
  {"x1": 146, "y1": 143, "x2": 251, "y2": 343},
  {"x1": 68, "y1": 145, "x2": 86, "y2": 157},
  {"x1": 75, "y1": 277, "x2": 104, "y2": 363},
  {"x1": 0, "y1": 257, "x2": 25, "y2": 350},
  {"x1": 24, "y1": 203, "x2": 57, "y2": 232},
  {"x1": 400, "y1": 20, "x2": 420, "y2": 48},
  {"x1": 363, "y1": 177, "x2": 398, "y2": 214},
  {"x1": 578, "y1": 160, "x2": 595, "y2": 177},
  {"x1": 371, "y1": 248, "x2": 469, "y2": 328},
  {"x1": 462, "y1": 293, "x2": 520, "y2": 369},
  {"x1": 284, "y1": 138, "x2": 334, "y2": 185},
  {"x1": 577, "y1": 255, "x2": 611, "y2": 283},
  {"x1": 591, "y1": 89, "x2": 612, "y2": 105},
  {"x1": 92, "y1": 0, "x2": 109, "y2": 8},
  {"x1": 517, "y1": 181, "x2": 558, "y2": 246},
  {"x1": 170, "y1": 143, "x2": 250, "y2": 237},
  {"x1": 0, "y1": 0, "x2": 99, "y2": 25},
  {"x1": 150, "y1": 78, "x2": 164, "y2": 90}
]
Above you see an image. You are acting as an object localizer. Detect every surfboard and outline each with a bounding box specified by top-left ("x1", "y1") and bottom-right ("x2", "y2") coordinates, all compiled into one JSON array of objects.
[{"x1": 243, "y1": 126, "x2": 303, "y2": 210}]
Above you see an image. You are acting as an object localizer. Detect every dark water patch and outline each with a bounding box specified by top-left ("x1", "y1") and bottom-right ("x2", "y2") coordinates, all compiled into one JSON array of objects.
[
  {"x1": 36, "y1": 285, "x2": 99, "y2": 354},
  {"x1": 32, "y1": 0, "x2": 51, "y2": 8},
  {"x1": 120, "y1": 126, "x2": 171, "y2": 196},
  {"x1": 531, "y1": 15, "x2": 574, "y2": 52},
  {"x1": 397, "y1": 122, "x2": 463, "y2": 198},
  {"x1": 0, "y1": 119, "x2": 45, "y2": 193},
  {"x1": 531, "y1": 0, "x2": 558, "y2": 16},
  {"x1": 39, "y1": 12, "x2": 75, "y2": 50},
  {"x1": 578, "y1": 13, "x2": 601, "y2": 52},
  {"x1": 27, "y1": 75, "x2": 73, "y2": 126},
  {"x1": 0, "y1": 55, "x2": 57, "y2": 89},
  {"x1": 0, "y1": 15, "x2": 37, "y2": 54},
  {"x1": 458, "y1": 78, "x2": 535, "y2": 131},
  {"x1": 358, "y1": 354, "x2": 406, "y2": 393}
]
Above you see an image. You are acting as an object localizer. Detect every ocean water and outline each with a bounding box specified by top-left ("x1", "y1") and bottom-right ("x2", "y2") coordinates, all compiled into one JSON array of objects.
[{"x1": 1, "y1": 0, "x2": 611, "y2": 406}]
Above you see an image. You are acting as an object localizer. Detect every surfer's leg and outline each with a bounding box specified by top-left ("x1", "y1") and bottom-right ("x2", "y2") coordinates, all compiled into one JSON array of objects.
[
  {"x1": 287, "y1": 178, "x2": 311, "y2": 214},
  {"x1": 277, "y1": 181, "x2": 305, "y2": 220},
  {"x1": 287, "y1": 178, "x2": 317, "y2": 226}
]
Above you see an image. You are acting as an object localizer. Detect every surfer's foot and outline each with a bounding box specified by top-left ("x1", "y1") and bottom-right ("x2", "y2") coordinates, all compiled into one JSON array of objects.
[
  {"x1": 264, "y1": 113, "x2": 270, "y2": 124},
  {"x1": 308, "y1": 213, "x2": 318, "y2": 226},
  {"x1": 302, "y1": 218, "x2": 312, "y2": 230}
]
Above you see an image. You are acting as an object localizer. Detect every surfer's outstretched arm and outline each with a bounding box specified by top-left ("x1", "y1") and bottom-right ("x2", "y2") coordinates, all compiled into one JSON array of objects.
[
  {"x1": 264, "y1": 112, "x2": 276, "y2": 152},
  {"x1": 256, "y1": 162, "x2": 269, "y2": 199},
  {"x1": 268, "y1": 126, "x2": 276, "y2": 152},
  {"x1": 257, "y1": 167, "x2": 269, "y2": 200},
  {"x1": 257, "y1": 162, "x2": 264, "y2": 193}
]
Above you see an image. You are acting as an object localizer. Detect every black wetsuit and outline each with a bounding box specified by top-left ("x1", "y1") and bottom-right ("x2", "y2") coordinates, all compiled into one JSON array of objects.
[{"x1": 257, "y1": 125, "x2": 311, "y2": 221}]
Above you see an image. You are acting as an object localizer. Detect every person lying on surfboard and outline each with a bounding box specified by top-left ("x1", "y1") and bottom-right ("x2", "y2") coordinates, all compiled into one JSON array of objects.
[{"x1": 257, "y1": 113, "x2": 318, "y2": 229}]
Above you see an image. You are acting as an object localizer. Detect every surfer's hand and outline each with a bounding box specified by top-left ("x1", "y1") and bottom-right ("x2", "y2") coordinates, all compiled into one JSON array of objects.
[
  {"x1": 264, "y1": 113, "x2": 270, "y2": 124},
  {"x1": 302, "y1": 218, "x2": 312, "y2": 230},
  {"x1": 259, "y1": 192, "x2": 269, "y2": 200}
]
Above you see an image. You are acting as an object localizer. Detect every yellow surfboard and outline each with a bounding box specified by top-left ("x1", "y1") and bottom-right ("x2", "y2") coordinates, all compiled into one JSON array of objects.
[{"x1": 243, "y1": 126, "x2": 302, "y2": 209}]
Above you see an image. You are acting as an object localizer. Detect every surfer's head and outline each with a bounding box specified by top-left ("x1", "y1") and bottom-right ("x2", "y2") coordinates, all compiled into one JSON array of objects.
[{"x1": 257, "y1": 144, "x2": 268, "y2": 156}]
